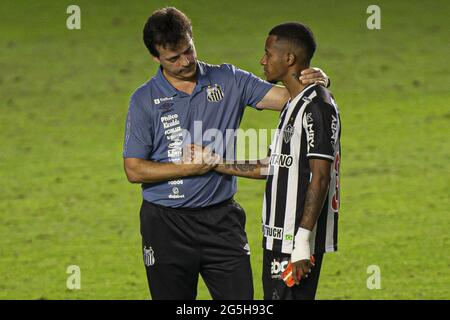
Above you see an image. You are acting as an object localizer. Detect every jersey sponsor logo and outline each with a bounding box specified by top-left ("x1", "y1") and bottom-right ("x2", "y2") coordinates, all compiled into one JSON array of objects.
[
  {"x1": 168, "y1": 140, "x2": 183, "y2": 149},
  {"x1": 160, "y1": 114, "x2": 178, "y2": 122},
  {"x1": 168, "y1": 186, "x2": 185, "y2": 199},
  {"x1": 164, "y1": 126, "x2": 182, "y2": 136},
  {"x1": 283, "y1": 124, "x2": 294, "y2": 143},
  {"x1": 262, "y1": 224, "x2": 283, "y2": 240},
  {"x1": 143, "y1": 246, "x2": 155, "y2": 267},
  {"x1": 154, "y1": 97, "x2": 174, "y2": 105},
  {"x1": 305, "y1": 112, "x2": 314, "y2": 149},
  {"x1": 331, "y1": 114, "x2": 338, "y2": 144},
  {"x1": 284, "y1": 234, "x2": 294, "y2": 241},
  {"x1": 169, "y1": 194, "x2": 185, "y2": 199},
  {"x1": 160, "y1": 113, "x2": 185, "y2": 162},
  {"x1": 269, "y1": 153, "x2": 293, "y2": 168},
  {"x1": 168, "y1": 131, "x2": 184, "y2": 141},
  {"x1": 168, "y1": 179, "x2": 183, "y2": 185},
  {"x1": 162, "y1": 118, "x2": 180, "y2": 129},
  {"x1": 168, "y1": 148, "x2": 182, "y2": 158},
  {"x1": 331, "y1": 152, "x2": 341, "y2": 212},
  {"x1": 243, "y1": 243, "x2": 251, "y2": 255},
  {"x1": 206, "y1": 84, "x2": 224, "y2": 102},
  {"x1": 270, "y1": 258, "x2": 289, "y2": 279}
]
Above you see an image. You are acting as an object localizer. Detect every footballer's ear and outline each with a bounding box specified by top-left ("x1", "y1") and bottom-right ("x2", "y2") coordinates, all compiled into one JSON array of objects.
[
  {"x1": 152, "y1": 56, "x2": 160, "y2": 64},
  {"x1": 286, "y1": 52, "x2": 296, "y2": 67}
]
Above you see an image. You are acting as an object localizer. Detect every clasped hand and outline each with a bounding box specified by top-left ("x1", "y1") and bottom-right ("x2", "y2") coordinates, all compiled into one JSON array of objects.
[{"x1": 179, "y1": 144, "x2": 221, "y2": 175}]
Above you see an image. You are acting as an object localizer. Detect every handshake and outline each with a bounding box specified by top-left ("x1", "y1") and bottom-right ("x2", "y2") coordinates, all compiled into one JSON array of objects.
[{"x1": 178, "y1": 144, "x2": 222, "y2": 176}]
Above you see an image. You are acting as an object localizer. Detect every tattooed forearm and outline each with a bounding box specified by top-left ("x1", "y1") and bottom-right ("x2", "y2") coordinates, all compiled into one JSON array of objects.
[
  {"x1": 215, "y1": 160, "x2": 268, "y2": 179},
  {"x1": 300, "y1": 177, "x2": 330, "y2": 231},
  {"x1": 223, "y1": 162, "x2": 261, "y2": 172}
]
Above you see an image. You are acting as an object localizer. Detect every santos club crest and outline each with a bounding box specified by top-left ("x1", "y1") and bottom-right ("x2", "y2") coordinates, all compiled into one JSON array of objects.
[
  {"x1": 143, "y1": 246, "x2": 155, "y2": 267},
  {"x1": 207, "y1": 84, "x2": 224, "y2": 102}
]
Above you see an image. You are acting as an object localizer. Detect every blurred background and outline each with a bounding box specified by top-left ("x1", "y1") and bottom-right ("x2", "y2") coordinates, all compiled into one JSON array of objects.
[{"x1": 0, "y1": 0, "x2": 448, "y2": 299}]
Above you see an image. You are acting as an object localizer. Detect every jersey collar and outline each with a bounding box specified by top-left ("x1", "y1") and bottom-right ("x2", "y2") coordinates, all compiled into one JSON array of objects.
[
  {"x1": 196, "y1": 61, "x2": 211, "y2": 88},
  {"x1": 287, "y1": 83, "x2": 317, "y2": 108}
]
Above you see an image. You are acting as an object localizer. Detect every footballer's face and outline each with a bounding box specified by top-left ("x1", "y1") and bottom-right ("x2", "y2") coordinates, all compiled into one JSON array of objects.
[
  {"x1": 260, "y1": 35, "x2": 289, "y2": 83},
  {"x1": 154, "y1": 35, "x2": 197, "y2": 80}
]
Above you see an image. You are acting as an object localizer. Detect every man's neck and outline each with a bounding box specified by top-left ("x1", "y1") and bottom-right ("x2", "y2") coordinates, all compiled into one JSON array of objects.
[
  {"x1": 282, "y1": 67, "x2": 308, "y2": 100},
  {"x1": 162, "y1": 68, "x2": 197, "y2": 95}
]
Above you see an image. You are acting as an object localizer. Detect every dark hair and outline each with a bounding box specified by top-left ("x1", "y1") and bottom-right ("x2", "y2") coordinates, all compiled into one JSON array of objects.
[
  {"x1": 269, "y1": 22, "x2": 316, "y2": 67},
  {"x1": 143, "y1": 7, "x2": 193, "y2": 57}
]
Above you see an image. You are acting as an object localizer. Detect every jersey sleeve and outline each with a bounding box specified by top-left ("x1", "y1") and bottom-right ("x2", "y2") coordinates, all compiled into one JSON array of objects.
[
  {"x1": 122, "y1": 95, "x2": 153, "y2": 159},
  {"x1": 302, "y1": 99, "x2": 338, "y2": 162},
  {"x1": 228, "y1": 64, "x2": 274, "y2": 109}
]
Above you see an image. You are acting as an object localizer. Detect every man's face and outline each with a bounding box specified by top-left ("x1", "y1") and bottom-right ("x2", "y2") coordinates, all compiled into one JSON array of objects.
[
  {"x1": 260, "y1": 35, "x2": 288, "y2": 83},
  {"x1": 154, "y1": 35, "x2": 197, "y2": 80}
]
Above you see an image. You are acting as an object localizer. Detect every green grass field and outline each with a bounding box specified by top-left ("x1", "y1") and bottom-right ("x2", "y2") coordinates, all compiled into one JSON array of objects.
[{"x1": 0, "y1": 0, "x2": 449, "y2": 299}]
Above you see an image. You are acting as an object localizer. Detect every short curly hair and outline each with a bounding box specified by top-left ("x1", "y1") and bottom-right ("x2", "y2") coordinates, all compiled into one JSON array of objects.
[{"x1": 143, "y1": 7, "x2": 193, "y2": 57}]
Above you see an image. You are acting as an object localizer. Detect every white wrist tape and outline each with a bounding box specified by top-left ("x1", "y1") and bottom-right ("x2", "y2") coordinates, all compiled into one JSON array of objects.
[{"x1": 291, "y1": 228, "x2": 311, "y2": 263}]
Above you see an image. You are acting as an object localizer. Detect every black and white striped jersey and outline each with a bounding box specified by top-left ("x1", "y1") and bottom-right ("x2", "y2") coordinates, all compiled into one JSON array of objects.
[{"x1": 262, "y1": 84, "x2": 341, "y2": 255}]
